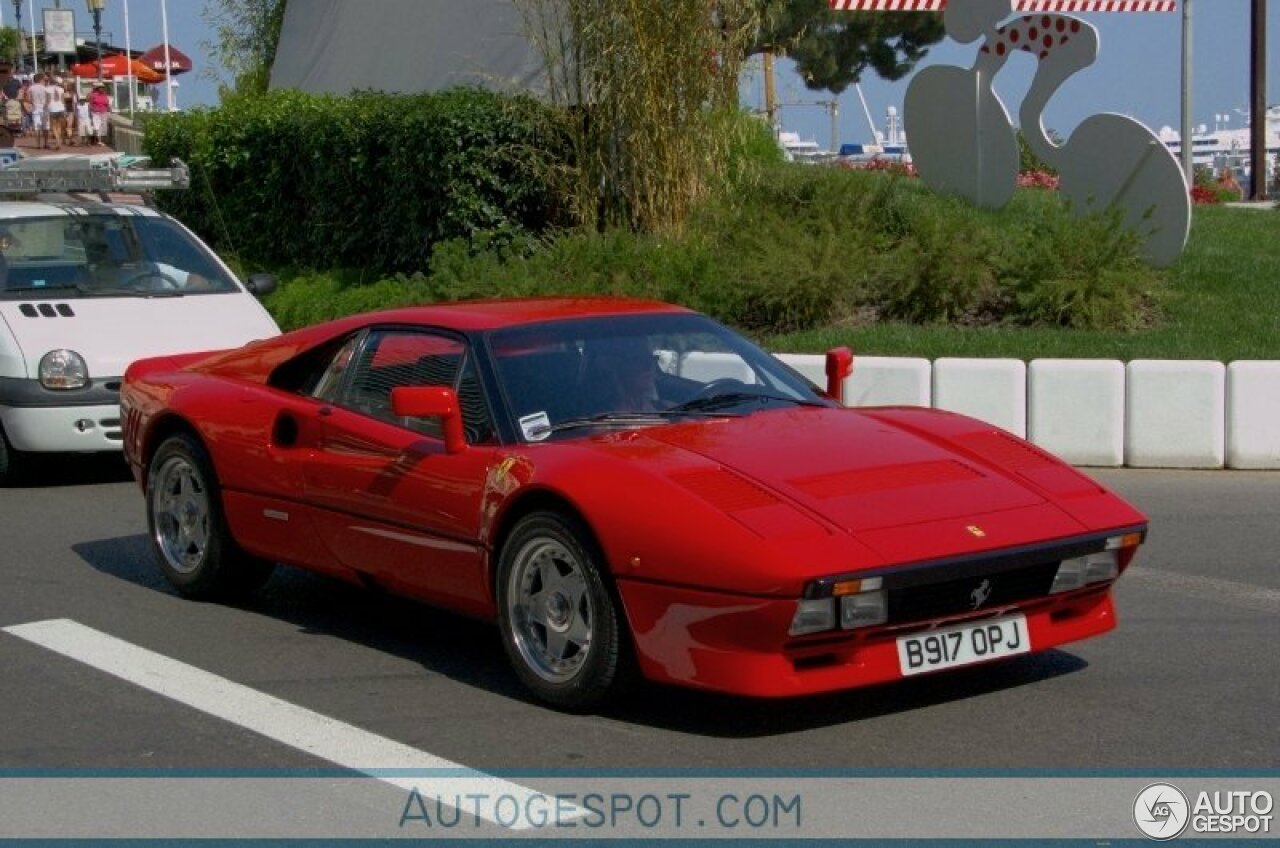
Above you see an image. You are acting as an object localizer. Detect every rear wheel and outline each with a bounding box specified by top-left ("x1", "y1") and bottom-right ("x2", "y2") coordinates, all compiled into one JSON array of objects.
[
  {"x1": 146, "y1": 432, "x2": 273, "y2": 600},
  {"x1": 497, "y1": 511, "x2": 628, "y2": 711}
]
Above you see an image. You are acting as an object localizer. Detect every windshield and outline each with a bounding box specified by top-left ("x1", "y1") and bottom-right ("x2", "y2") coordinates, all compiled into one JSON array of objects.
[
  {"x1": 489, "y1": 312, "x2": 833, "y2": 442},
  {"x1": 0, "y1": 214, "x2": 241, "y2": 298}
]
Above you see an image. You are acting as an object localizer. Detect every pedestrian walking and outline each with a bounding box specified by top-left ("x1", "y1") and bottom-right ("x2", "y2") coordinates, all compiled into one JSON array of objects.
[
  {"x1": 88, "y1": 84, "x2": 111, "y2": 146},
  {"x1": 28, "y1": 74, "x2": 52, "y2": 149},
  {"x1": 75, "y1": 94, "x2": 91, "y2": 146},
  {"x1": 47, "y1": 77, "x2": 67, "y2": 150}
]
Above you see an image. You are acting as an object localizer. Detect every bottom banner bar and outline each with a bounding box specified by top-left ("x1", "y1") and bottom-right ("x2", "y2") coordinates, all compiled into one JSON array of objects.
[{"x1": 0, "y1": 774, "x2": 1274, "y2": 840}]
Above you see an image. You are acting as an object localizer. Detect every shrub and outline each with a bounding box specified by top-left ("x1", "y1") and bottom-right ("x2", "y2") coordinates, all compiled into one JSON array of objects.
[
  {"x1": 143, "y1": 88, "x2": 569, "y2": 275},
  {"x1": 994, "y1": 195, "x2": 1158, "y2": 329},
  {"x1": 258, "y1": 163, "x2": 1160, "y2": 336},
  {"x1": 870, "y1": 191, "x2": 1003, "y2": 324},
  {"x1": 263, "y1": 271, "x2": 436, "y2": 330}
]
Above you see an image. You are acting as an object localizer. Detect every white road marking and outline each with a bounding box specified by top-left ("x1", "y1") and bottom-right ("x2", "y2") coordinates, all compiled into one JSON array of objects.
[
  {"x1": 1124, "y1": 566, "x2": 1280, "y2": 614},
  {"x1": 2, "y1": 618, "x2": 579, "y2": 830}
]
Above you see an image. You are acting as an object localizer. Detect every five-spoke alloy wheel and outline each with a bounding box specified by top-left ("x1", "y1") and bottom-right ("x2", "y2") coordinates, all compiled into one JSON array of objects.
[
  {"x1": 497, "y1": 511, "x2": 627, "y2": 710},
  {"x1": 147, "y1": 432, "x2": 273, "y2": 599}
]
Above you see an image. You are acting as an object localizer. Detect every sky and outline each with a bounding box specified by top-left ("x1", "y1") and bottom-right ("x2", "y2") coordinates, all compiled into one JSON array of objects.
[
  {"x1": 743, "y1": 3, "x2": 1280, "y2": 149},
  {"x1": 2, "y1": 1, "x2": 1275, "y2": 141},
  {"x1": 0, "y1": 0, "x2": 223, "y2": 110}
]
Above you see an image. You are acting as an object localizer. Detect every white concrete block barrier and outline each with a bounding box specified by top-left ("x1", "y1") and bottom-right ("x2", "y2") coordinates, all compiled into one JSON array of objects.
[
  {"x1": 1125, "y1": 360, "x2": 1226, "y2": 468},
  {"x1": 932, "y1": 358, "x2": 1027, "y2": 437},
  {"x1": 678, "y1": 351, "x2": 756, "y2": 384},
  {"x1": 766, "y1": 352, "x2": 1269, "y2": 469},
  {"x1": 845, "y1": 356, "x2": 932, "y2": 407},
  {"x1": 774, "y1": 353, "x2": 826, "y2": 388},
  {"x1": 774, "y1": 354, "x2": 932, "y2": 407},
  {"x1": 1027, "y1": 360, "x2": 1126, "y2": 467},
  {"x1": 1226, "y1": 361, "x2": 1280, "y2": 470}
]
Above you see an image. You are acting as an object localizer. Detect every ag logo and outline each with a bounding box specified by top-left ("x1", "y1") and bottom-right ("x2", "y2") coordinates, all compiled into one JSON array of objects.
[{"x1": 1134, "y1": 783, "x2": 1190, "y2": 840}]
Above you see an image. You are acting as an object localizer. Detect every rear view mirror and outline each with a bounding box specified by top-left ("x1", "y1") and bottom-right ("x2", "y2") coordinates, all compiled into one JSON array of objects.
[
  {"x1": 390, "y1": 386, "x2": 467, "y2": 454},
  {"x1": 825, "y1": 346, "x2": 854, "y2": 405},
  {"x1": 246, "y1": 273, "x2": 278, "y2": 297}
]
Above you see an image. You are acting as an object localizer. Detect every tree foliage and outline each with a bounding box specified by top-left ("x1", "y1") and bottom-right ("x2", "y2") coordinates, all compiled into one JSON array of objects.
[
  {"x1": 751, "y1": 0, "x2": 944, "y2": 94},
  {"x1": 0, "y1": 27, "x2": 20, "y2": 68},
  {"x1": 200, "y1": 0, "x2": 288, "y2": 98}
]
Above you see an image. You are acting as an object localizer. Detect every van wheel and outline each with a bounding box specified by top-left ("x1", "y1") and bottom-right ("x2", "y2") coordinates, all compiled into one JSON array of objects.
[
  {"x1": 146, "y1": 432, "x2": 273, "y2": 600},
  {"x1": 0, "y1": 423, "x2": 23, "y2": 486}
]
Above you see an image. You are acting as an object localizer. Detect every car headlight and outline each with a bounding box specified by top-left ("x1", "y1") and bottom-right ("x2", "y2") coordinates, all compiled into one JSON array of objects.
[
  {"x1": 790, "y1": 577, "x2": 886, "y2": 636},
  {"x1": 39, "y1": 349, "x2": 89, "y2": 390},
  {"x1": 1050, "y1": 531, "x2": 1143, "y2": 593},
  {"x1": 1050, "y1": 550, "x2": 1119, "y2": 594}
]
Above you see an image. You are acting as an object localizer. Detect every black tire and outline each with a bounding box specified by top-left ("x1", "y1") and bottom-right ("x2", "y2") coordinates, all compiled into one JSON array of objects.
[
  {"x1": 146, "y1": 432, "x2": 273, "y2": 600},
  {"x1": 0, "y1": 422, "x2": 23, "y2": 486},
  {"x1": 496, "y1": 510, "x2": 629, "y2": 711}
]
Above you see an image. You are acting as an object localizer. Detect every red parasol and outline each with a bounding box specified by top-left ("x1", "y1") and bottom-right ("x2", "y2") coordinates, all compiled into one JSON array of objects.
[
  {"x1": 69, "y1": 54, "x2": 167, "y2": 84},
  {"x1": 138, "y1": 44, "x2": 193, "y2": 76}
]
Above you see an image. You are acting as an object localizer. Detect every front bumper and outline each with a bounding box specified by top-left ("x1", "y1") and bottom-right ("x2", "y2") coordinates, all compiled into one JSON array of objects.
[
  {"x1": 618, "y1": 579, "x2": 1116, "y2": 698},
  {"x1": 0, "y1": 376, "x2": 124, "y2": 452}
]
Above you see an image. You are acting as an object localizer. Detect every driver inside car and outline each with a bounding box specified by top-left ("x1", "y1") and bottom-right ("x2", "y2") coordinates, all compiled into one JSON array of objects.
[
  {"x1": 581, "y1": 336, "x2": 668, "y2": 414},
  {"x1": 82, "y1": 230, "x2": 209, "y2": 291}
]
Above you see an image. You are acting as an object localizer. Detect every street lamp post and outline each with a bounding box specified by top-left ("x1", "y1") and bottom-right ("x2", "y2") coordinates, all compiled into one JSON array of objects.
[
  {"x1": 11, "y1": 0, "x2": 22, "y2": 72},
  {"x1": 86, "y1": 0, "x2": 104, "y2": 81}
]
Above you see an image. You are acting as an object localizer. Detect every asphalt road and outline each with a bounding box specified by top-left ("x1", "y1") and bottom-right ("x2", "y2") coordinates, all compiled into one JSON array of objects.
[{"x1": 1, "y1": 457, "x2": 1277, "y2": 779}]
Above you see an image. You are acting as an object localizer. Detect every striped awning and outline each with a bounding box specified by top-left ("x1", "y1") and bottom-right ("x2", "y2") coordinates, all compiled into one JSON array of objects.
[{"x1": 830, "y1": 1, "x2": 1176, "y2": 11}]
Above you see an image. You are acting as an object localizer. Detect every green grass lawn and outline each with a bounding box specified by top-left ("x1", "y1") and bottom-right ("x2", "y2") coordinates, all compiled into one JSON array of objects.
[{"x1": 765, "y1": 204, "x2": 1280, "y2": 362}]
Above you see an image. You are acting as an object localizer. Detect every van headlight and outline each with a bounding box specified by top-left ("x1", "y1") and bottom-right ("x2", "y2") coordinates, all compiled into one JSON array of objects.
[{"x1": 39, "y1": 349, "x2": 89, "y2": 389}]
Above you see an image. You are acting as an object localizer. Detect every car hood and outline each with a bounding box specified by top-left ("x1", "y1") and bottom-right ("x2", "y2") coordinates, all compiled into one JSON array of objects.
[
  {"x1": 0, "y1": 295, "x2": 279, "y2": 379},
  {"x1": 536, "y1": 407, "x2": 1139, "y2": 594},
  {"x1": 635, "y1": 407, "x2": 1054, "y2": 533}
]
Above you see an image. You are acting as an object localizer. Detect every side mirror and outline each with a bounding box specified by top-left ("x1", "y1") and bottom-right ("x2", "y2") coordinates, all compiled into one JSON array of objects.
[
  {"x1": 245, "y1": 273, "x2": 278, "y2": 297},
  {"x1": 390, "y1": 386, "x2": 467, "y2": 454},
  {"x1": 824, "y1": 346, "x2": 854, "y2": 405}
]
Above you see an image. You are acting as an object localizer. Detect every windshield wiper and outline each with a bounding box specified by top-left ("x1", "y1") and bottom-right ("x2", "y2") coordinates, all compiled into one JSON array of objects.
[
  {"x1": 543, "y1": 410, "x2": 739, "y2": 436},
  {"x1": 87, "y1": 285, "x2": 185, "y2": 298},
  {"x1": 5, "y1": 283, "x2": 91, "y2": 296},
  {"x1": 671, "y1": 391, "x2": 828, "y2": 413},
  {"x1": 3, "y1": 283, "x2": 177, "y2": 299}
]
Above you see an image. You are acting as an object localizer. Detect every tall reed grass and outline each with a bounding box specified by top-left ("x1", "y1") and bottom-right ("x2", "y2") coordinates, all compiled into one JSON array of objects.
[{"x1": 516, "y1": 0, "x2": 760, "y2": 235}]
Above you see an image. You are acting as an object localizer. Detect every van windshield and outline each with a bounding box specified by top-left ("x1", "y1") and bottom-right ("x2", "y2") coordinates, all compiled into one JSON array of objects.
[{"x1": 0, "y1": 214, "x2": 241, "y2": 298}]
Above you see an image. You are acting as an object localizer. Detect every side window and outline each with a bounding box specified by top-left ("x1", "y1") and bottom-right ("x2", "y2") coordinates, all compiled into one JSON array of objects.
[
  {"x1": 265, "y1": 333, "x2": 362, "y2": 398},
  {"x1": 311, "y1": 335, "x2": 361, "y2": 402},
  {"x1": 338, "y1": 329, "x2": 495, "y2": 444}
]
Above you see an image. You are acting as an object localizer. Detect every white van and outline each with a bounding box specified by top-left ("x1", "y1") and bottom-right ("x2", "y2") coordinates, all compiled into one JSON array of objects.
[{"x1": 0, "y1": 156, "x2": 280, "y2": 483}]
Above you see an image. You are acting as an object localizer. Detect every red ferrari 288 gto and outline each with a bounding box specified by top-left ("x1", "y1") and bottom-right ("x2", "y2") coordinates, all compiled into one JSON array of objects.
[{"x1": 121, "y1": 298, "x2": 1146, "y2": 710}]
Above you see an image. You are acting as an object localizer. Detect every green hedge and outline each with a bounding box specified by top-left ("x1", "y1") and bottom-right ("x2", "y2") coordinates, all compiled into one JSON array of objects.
[
  {"x1": 142, "y1": 88, "x2": 569, "y2": 274},
  {"x1": 263, "y1": 166, "x2": 1160, "y2": 334}
]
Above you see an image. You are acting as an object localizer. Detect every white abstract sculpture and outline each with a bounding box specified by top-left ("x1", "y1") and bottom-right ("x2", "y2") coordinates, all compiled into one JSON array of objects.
[{"x1": 904, "y1": 0, "x2": 1190, "y2": 267}]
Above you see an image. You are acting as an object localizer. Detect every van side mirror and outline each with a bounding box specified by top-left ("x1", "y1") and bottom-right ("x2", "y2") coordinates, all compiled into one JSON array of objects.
[
  {"x1": 390, "y1": 386, "x2": 467, "y2": 454},
  {"x1": 245, "y1": 273, "x2": 277, "y2": 297}
]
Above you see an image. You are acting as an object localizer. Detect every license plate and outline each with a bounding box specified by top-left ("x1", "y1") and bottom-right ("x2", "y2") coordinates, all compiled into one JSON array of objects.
[{"x1": 896, "y1": 614, "x2": 1029, "y2": 676}]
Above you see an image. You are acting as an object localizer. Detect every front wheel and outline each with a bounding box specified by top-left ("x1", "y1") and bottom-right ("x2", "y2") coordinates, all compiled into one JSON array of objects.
[
  {"x1": 496, "y1": 511, "x2": 628, "y2": 711},
  {"x1": 146, "y1": 432, "x2": 273, "y2": 600},
  {"x1": 0, "y1": 422, "x2": 21, "y2": 486}
]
